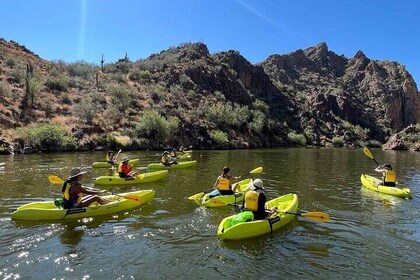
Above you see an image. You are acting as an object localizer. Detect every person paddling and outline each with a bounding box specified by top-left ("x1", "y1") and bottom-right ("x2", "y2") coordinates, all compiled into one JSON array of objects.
[
  {"x1": 118, "y1": 157, "x2": 136, "y2": 179},
  {"x1": 161, "y1": 151, "x2": 177, "y2": 166},
  {"x1": 62, "y1": 168, "x2": 108, "y2": 209},
  {"x1": 170, "y1": 149, "x2": 178, "y2": 158},
  {"x1": 106, "y1": 150, "x2": 117, "y2": 164},
  {"x1": 209, "y1": 166, "x2": 241, "y2": 198},
  {"x1": 375, "y1": 163, "x2": 397, "y2": 187},
  {"x1": 242, "y1": 179, "x2": 276, "y2": 220}
]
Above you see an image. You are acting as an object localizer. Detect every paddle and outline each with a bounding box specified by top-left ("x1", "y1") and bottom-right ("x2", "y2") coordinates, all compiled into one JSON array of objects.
[
  {"x1": 48, "y1": 175, "x2": 143, "y2": 202},
  {"x1": 362, "y1": 146, "x2": 380, "y2": 165},
  {"x1": 222, "y1": 202, "x2": 329, "y2": 222},
  {"x1": 187, "y1": 167, "x2": 263, "y2": 201},
  {"x1": 113, "y1": 149, "x2": 122, "y2": 163}
]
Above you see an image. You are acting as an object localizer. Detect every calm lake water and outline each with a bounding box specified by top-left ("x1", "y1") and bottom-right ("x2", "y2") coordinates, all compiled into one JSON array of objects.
[{"x1": 0, "y1": 148, "x2": 419, "y2": 279}]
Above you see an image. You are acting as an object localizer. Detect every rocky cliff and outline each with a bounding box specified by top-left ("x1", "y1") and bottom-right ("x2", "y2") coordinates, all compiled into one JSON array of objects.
[{"x1": 0, "y1": 38, "x2": 418, "y2": 152}]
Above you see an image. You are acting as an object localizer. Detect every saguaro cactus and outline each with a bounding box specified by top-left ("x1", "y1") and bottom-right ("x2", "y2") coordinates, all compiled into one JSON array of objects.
[{"x1": 100, "y1": 54, "x2": 105, "y2": 72}]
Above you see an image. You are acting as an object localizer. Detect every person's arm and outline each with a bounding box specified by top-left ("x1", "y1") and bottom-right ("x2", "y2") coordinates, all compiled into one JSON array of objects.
[
  {"x1": 213, "y1": 178, "x2": 219, "y2": 189},
  {"x1": 74, "y1": 185, "x2": 104, "y2": 196},
  {"x1": 375, "y1": 165, "x2": 385, "y2": 172}
]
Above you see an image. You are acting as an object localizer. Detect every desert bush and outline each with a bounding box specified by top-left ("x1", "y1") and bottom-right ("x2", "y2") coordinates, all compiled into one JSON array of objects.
[
  {"x1": 135, "y1": 110, "x2": 179, "y2": 145},
  {"x1": 209, "y1": 130, "x2": 229, "y2": 146},
  {"x1": 249, "y1": 110, "x2": 265, "y2": 133},
  {"x1": 10, "y1": 68, "x2": 23, "y2": 84},
  {"x1": 203, "y1": 101, "x2": 250, "y2": 129},
  {"x1": 15, "y1": 124, "x2": 76, "y2": 151},
  {"x1": 287, "y1": 132, "x2": 307, "y2": 146},
  {"x1": 111, "y1": 72, "x2": 128, "y2": 84},
  {"x1": 115, "y1": 61, "x2": 132, "y2": 74},
  {"x1": 75, "y1": 95, "x2": 104, "y2": 125},
  {"x1": 67, "y1": 61, "x2": 95, "y2": 79},
  {"x1": 332, "y1": 136, "x2": 344, "y2": 147},
  {"x1": 5, "y1": 57, "x2": 17, "y2": 68},
  {"x1": 68, "y1": 77, "x2": 86, "y2": 89},
  {"x1": 0, "y1": 81, "x2": 11, "y2": 100},
  {"x1": 45, "y1": 76, "x2": 69, "y2": 92},
  {"x1": 108, "y1": 85, "x2": 135, "y2": 112}
]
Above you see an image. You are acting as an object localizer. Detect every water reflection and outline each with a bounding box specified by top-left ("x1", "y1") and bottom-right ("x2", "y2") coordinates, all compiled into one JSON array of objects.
[{"x1": 0, "y1": 149, "x2": 419, "y2": 279}]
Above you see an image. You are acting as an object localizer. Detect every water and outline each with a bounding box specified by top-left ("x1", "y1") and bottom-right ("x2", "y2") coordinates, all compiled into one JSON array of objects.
[{"x1": 0, "y1": 148, "x2": 419, "y2": 279}]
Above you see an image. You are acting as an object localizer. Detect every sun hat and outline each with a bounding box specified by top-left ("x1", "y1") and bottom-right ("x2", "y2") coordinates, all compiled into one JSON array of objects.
[
  {"x1": 68, "y1": 168, "x2": 87, "y2": 179},
  {"x1": 122, "y1": 157, "x2": 129, "y2": 162},
  {"x1": 163, "y1": 151, "x2": 169, "y2": 155},
  {"x1": 249, "y1": 179, "x2": 263, "y2": 190}
]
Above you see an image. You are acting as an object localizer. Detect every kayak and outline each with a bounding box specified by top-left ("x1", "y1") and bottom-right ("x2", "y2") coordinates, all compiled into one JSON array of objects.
[
  {"x1": 201, "y1": 178, "x2": 252, "y2": 207},
  {"x1": 11, "y1": 189, "x2": 155, "y2": 221},
  {"x1": 147, "y1": 160, "x2": 197, "y2": 170},
  {"x1": 217, "y1": 193, "x2": 298, "y2": 241},
  {"x1": 92, "y1": 159, "x2": 139, "y2": 168},
  {"x1": 177, "y1": 153, "x2": 191, "y2": 160},
  {"x1": 360, "y1": 174, "x2": 412, "y2": 198},
  {"x1": 94, "y1": 170, "x2": 168, "y2": 185}
]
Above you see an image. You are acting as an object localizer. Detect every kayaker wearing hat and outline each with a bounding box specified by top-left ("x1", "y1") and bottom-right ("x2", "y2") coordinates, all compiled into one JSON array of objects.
[
  {"x1": 106, "y1": 150, "x2": 116, "y2": 164},
  {"x1": 242, "y1": 179, "x2": 276, "y2": 220},
  {"x1": 375, "y1": 163, "x2": 397, "y2": 187},
  {"x1": 62, "y1": 168, "x2": 108, "y2": 209},
  {"x1": 118, "y1": 157, "x2": 136, "y2": 179},
  {"x1": 170, "y1": 149, "x2": 178, "y2": 158},
  {"x1": 161, "y1": 151, "x2": 177, "y2": 166},
  {"x1": 209, "y1": 166, "x2": 241, "y2": 198}
]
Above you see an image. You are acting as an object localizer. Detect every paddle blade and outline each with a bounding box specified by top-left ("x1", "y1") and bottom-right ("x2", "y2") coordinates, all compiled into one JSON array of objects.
[
  {"x1": 249, "y1": 167, "x2": 263, "y2": 174},
  {"x1": 363, "y1": 147, "x2": 374, "y2": 159},
  {"x1": 301, "y1": 212, "x2": 330, "y2": 222},
  {"x1": 48, "y1": 175, "x2": 64, "y2": 185},
  {"x1": 188, "y1": 192, "x2": 204, "y2": 201}
]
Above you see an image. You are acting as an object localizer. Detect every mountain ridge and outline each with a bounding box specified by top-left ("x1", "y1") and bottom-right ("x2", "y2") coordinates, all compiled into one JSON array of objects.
[{"x1": 0, "y1": 38, "x2": 418, "y2": 153}]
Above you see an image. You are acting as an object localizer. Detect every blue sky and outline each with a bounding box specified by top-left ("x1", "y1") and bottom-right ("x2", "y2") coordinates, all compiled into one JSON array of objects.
[{"x1": 1, "y1": 0, "x2": 419, "y2": 83}]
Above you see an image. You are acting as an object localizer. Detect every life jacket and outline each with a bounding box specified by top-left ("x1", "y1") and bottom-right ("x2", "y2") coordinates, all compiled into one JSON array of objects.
[
  {"x1": 118, "y1": 162, "x2": 131, "y2": 174},
  {"x1": 244, "y1": 190, "x2": 259, "y2": 212},
  {"x1": 384, "y1": 170, "x2": 396, "y2": 183},
  {"x1": 106, "y1": 154, "x2": 111, "y2": 161},
  {"x1": 218, "y1": 178, "x2": 230, "y2": 191},
  {"x1": 61, "y1": 181, "x2": 80, "y2": 208},
  {"x1": 161, "y1": 156, "x2": 167, "y2": 164},
  {"x1": 170, "y1": 151, "x2": 177, "y2": 157}
]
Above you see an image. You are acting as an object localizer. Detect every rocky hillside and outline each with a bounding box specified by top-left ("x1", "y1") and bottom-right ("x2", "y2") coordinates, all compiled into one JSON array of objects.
[{"x1": 0, "y1": 38, "x2": 419, "y2": 153}]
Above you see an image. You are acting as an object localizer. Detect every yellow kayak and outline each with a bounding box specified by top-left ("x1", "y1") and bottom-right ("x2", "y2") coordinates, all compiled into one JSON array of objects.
[
  {"x1": 94, "y1": 170, "x2": 168, "y2": 185},
  {"x1": 147, "y1": 160, "x2": 197, "y2": 170},
  {"x1": 360, "y1": 174, "x2": 412, "y2": 198},
  {"x1": 218, "y1": 193, "x2": 298, "y2": 241},
  {"x1": 201, "y1": 179, "x2": 252, "y2": 207},
  {"x1": 11, "y1": 189, "x2": 155, "y2": 221}
]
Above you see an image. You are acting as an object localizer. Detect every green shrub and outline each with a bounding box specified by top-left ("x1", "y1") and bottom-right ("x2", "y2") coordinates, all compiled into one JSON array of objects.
[
  {"x1": 0, "y1": 81, "x2": 10, "y2": 100},
  {"x1": 249, "y1": 110, "x2": 265, "y2": 133},
  {"x1": 67, "y1": 61, "x2": 95, "y2": 79},
  {"x1": 203, "y1": 101, "x2": 250, "y2": 129},
  {"x1": 5, "y1": 57, "x2": 17, "y2": 68},
  {"x1": 108, "y1": 85, "x2": 134, "y2": 112},
  {"x1": 16, "y1": 124, "x2": 76, "y2": 151},
  {"x1": 332, "y1": 136, "x2": 344, "y2": 147},
  {"x1": 287, "y1": 132, "x2": 307, "y2": 146},
  {"x1": 75, "y1": 95, "x2": 104, "y2": 125},
  {"x1": 135, "y1": 110, "x2": 179, "y2": 145},
  {"x1": 45, "y1": 76, "x2": 69, "y2": 92},
  {"x1": 209, "y1": 130, "x2": 229, "y2": 146}
]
